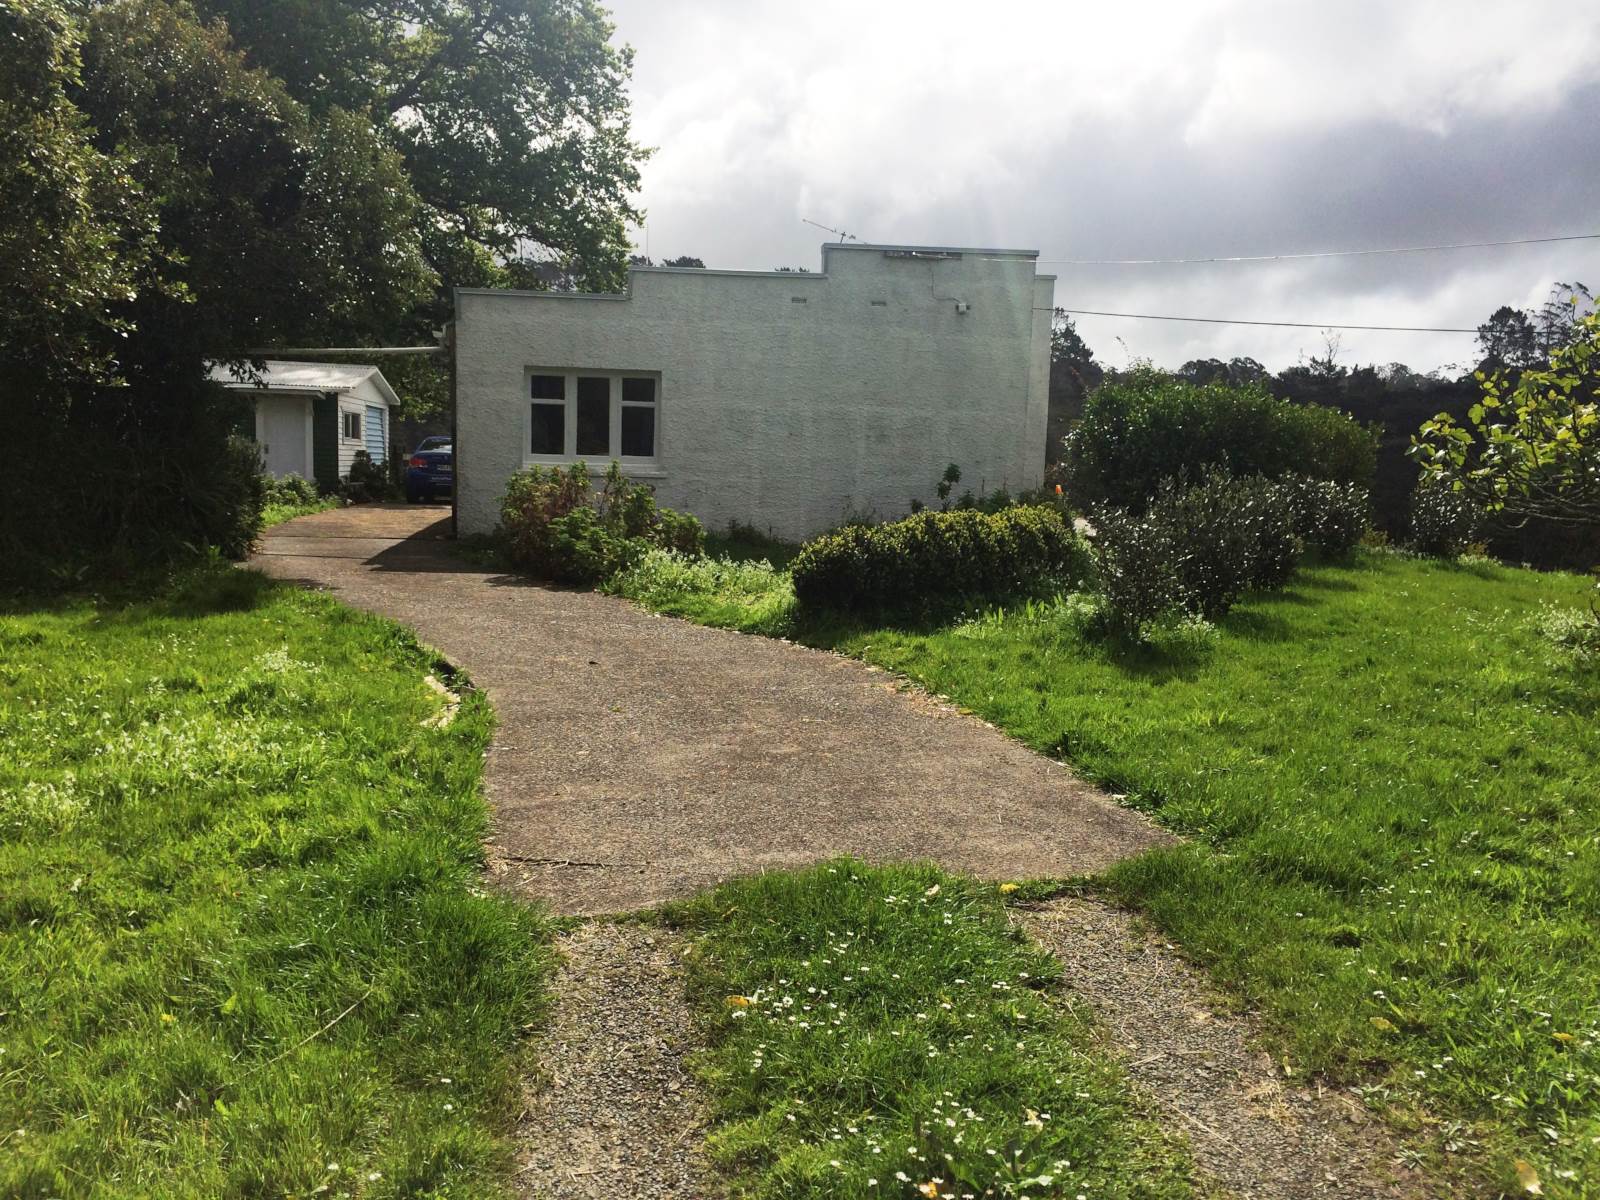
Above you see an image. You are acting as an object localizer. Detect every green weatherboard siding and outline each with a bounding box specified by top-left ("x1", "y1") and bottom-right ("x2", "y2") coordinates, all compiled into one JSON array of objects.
[{"x1": 312, "y1": 392, "x2": 339, "y2": 488}]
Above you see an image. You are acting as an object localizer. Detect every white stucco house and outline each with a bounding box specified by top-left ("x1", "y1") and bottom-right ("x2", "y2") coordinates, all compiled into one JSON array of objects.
[
  {"x1": 209, "y1": 360, "x2": 397, "y2": 487},
  {"x1": 453, "y1": 243, "x2": 1055, "y2": 541}
]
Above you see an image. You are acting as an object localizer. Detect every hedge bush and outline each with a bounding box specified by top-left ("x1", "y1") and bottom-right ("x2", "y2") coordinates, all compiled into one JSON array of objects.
[
  {"x1": 1280, "y1": 476, "x2": 1372, "y2": 556},
  {"x1": 790, "y1": 505, "x2": 1090, "y2": 614},
  {"x1": 499, "y1": 460, "x2": 704, "y2": 585},
  {"x1": 1408, "y1": 482, "x2": 1486, "y2": 558},
  {"x1": 1063, "y1": 368, "x2": 1378, "y2": 511},
  {"x1": 1091, "y1": 473, "x2": 1332, "y2": 635}
]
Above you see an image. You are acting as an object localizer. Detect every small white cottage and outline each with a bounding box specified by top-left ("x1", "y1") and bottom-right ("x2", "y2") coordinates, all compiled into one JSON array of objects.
[
  {"x1": 452, "y1": 242, "x2": 1055, "y2": 542},
  {"x1": 209, "y1": 360, "x2": 398, "y2": 488}
]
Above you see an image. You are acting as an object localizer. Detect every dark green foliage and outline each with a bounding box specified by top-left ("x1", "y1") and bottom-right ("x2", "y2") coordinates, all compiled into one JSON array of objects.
[
  {"x1": 1, "y1": 0, "x2": 433, "y2": 581},
  {"x1": 340, "y1": 449, "x2": 399, "y2": 503},
  {"x1": 1064, "y1": 368, "x2": 1378, "y2": 512},
  {"x1": 261, "y1": 473, "x2": 320, "y2": 508},
  {"x1": 1409, "y1": 482, "x2": 1486, "y2": 557},
  {"x1": 1085, "y1": 507, "x2": 1187, "y2": 637},
  {"x1": 1091, "y1": 474, "x2": 1308, "y2": 634},
  {"x1": 499, "y1": 460, "x2": 704, "y2": 585},
  {"x1": 1280, "y1": 476, "x2": 1372, "y2": 556},
  {"x1": 790, "y1": 506, "x2": 1091, "y2": 615},
  {"x1": 2, "y1": 382, "x2": 267, "y2": 590},
  {"x1": 196, "y1": 0, "x2": 648, "y2": 302}
]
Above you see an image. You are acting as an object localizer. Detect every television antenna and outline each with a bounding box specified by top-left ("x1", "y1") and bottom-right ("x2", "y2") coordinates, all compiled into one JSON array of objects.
[{"x1": 802, "y1": 217, "x2": 860, "y2": 243}]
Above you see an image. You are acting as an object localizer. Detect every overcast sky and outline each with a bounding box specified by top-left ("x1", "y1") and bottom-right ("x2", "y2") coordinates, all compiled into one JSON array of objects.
[{"x1": 603, "y1": 0, "x2": 1600, "y2": 373}]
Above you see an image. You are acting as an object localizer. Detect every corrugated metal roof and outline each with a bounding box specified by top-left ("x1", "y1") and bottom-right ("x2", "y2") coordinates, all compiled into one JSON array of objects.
[{"x1": 208, "y1": 360, "x2": 397, "y2": 406}]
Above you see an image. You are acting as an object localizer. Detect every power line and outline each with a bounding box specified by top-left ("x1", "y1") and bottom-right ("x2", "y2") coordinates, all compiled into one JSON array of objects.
[
  {"x1": 1030, "y1": 231, "x2": 1600, "y2": 267},
  {"x1": 1059, "y1": 308, "x2": 1478, "y2": 334}
]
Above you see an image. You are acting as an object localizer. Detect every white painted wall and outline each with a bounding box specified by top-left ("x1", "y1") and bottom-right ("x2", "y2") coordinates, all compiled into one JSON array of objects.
[
  {"x1": 253, "y1": 393, "x2": 314, "y2": 480},
  {"x1": 454, "y1": 243, "x2": 1055, "y2": 541},
  {"x1": 337, "y1": 377, "x2": 391, "y2": 478}
]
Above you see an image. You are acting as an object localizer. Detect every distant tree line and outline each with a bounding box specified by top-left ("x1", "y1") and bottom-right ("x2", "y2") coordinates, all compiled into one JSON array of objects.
[{"x1": 1048, "y1": 283, "x2": 1598, "y2": 568}]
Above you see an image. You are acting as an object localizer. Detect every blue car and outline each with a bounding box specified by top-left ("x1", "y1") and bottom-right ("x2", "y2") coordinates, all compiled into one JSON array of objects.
[{"x1": 405, "y1": 436, "x2": 453, "y2": 503}]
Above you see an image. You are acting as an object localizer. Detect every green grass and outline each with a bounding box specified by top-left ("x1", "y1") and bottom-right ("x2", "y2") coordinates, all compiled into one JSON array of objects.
[
  {"x1": 0, "y1": 566, "x2": 552, "y2": 1198},
  {"x1": 606, "y1": 549, "x2": 798, "y2": 636},
  {"x1": 261, "y1": 497, "x2": 339, "y2": 528},
  {"x1": 624, "y1": 549, "x2": 1600, "y2": 1196},
  {"x1": 670, "y1": 860, "x2": 1198, "y2": 1199},
  {"x1": 705, "y1": 520, "x2": 803, "y2": 570}
]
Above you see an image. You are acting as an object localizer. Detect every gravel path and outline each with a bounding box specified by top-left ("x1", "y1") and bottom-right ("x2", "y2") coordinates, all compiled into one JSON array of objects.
[
  {"x1": 516, "y1": 923, "x2": 718, "y2": 1198},
  {"x1": 1019, "y1": 898, "x2": 1430, "y2": 1200},
  {"x1": 253, "y1": 505, "x2": 1173, "y2": 914}
]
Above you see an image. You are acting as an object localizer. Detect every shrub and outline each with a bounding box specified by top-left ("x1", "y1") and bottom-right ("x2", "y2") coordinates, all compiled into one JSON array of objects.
[
  {"x1": 790, "y1": 505, "x2": 1090, "y2": 614},
  {"x1": 499, "y1": 460, "x2": 705, "y2": 585},
  {"x1": 262, "y1": 472, "x2": 320, "y2": 508},
  {"x1": 341, "y1": 449, "x2": 397, "y2": 503},
  {"x1": 1064, "y1": 367, "x2": 1378, "y2": 511},
  {"x1": 1280, "y1": 476, "x2": 1371, "y2": 556},
  {"x1": 1091, "y1": 474, "x2": 1303, "y2": 635},
  {"x1": 1086, "y1": 507, "x2": 1188, "y2": 637},
  {"x1": 1408, "y1": 482, "x2": 1484, "y2": 557}
]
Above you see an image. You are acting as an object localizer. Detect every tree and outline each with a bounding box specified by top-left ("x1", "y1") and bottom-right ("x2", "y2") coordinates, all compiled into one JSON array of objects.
[
  {"x1": 74, "y1": 0, "x2": 432, "y2": 360},
  {"x1": 193, "y1": 0, "x2": 648, "y2": 310},
  {"x1": 1536, "y1": 282, "x2": 1594, "y2": 359},
  {"x1": 1476, "y1": 304, "x2": 1539, "y2": 369},
  {"x1": 661, "y1": 255, "x2": 705, "y2": 268},
  {"x1": 1045, "y1": 311, "x2": 1102, "y2": 463},
  {"x1": 1177, "y1": 357, "x2": 1269, "y2": 388},
  {"x1": 2, "y1": 0, "x2": 439, "y2": 578},
  {"x1": 0, "y1": 0, "x2": 155, "y2": 390},
  {"x1": 1413, "y1": 307, "x2": 1600, "y2": 532}
]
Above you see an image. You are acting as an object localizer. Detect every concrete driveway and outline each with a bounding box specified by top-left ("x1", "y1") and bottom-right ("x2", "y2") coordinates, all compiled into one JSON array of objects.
[{"x1": 252, "y1": 504, "x2": 1172, "y2": 914}]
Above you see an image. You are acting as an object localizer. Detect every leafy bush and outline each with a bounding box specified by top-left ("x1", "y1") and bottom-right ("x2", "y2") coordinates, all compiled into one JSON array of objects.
[
  {"x1": 1280, "y1": 476, "x2": 1372, "y2": 556},
  {"x1": 790, "y1": 505, "x2": 1090, "y2": 615},
  {"x1": 262, "y1": 473, "x2": 320, "y2": 508},
  {"x1": 1408, "y1": 482, "x2": 1484, "y2": 557},
  {"x1": 1085, "y1": 507, "x2": 1188, "y2": 637},
  {"x1": 1064, "y1": 367, "x2": 1378, "y2": 511},
  {"x1": 1091, "y1": 474, "x2": 1303, "y2": 636},
  {"x1": 499, "y1": 460, "x2": 705, "y2": 585},
  {"x1": 341, "y1": 449, "x2": 399, "y2": 503}
]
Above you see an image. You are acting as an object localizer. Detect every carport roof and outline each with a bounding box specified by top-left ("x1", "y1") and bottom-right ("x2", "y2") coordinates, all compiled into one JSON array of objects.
[{"x1": 207, "y1": 360, "x2": 399, "y2": 407}]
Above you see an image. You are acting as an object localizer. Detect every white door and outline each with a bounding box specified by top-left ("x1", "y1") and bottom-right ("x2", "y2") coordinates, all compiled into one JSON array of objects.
[{"x1": 257, "y1": 395, "x2": 310, "y2": 479}]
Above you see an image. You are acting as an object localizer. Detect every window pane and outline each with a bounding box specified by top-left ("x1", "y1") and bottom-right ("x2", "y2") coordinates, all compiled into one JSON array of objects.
[
  {"x1": 530, "y1": 402, "x2": 564, "y2": 454},
  {"x1": 530, "y1": 374, "x2": 564, "y2": 400},
  {"x1": 622, "y1": 377, "x2": 655, "y2": 405},
  {"x1": 620, "y1": 405, "x2": 655, "y2": 457},
  {"x1": 576, "y1": 377, "x2": 609, "y2": 456}
]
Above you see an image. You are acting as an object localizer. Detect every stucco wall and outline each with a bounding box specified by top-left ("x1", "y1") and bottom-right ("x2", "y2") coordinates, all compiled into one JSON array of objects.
[{"x1": 454, "y1": 243, "x2": 1055, "y2": 541}]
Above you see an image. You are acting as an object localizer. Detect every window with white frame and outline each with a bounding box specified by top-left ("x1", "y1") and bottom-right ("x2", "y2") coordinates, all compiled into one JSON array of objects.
[
  {"x1": 341, "y1": 409, "x2": 362, "y2": 440},
  {"x1": 528, "y1": 371, "x2": 658, "y2": 463}
]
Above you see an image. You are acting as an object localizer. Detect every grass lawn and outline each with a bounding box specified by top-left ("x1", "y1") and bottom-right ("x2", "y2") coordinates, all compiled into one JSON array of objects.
[
  {"x1": 671, "y1": 859, "x2": 1198, "y2": 1199},
  {"x1": 620, "y1": 547, "x2": 1600, "y2": 1196},
  {"x1": 0, "y1": 567, "x2": 551, "y2": 1198},
  {"x1": 262, "y1": 497, "x2": 340, "y2": 528}
]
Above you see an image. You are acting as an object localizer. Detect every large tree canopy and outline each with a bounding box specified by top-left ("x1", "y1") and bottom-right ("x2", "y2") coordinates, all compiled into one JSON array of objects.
[
  {"x1": 0, "y1": 0, "x2": 153, "y2": 388},
  {"x1": 194, "y1": 0, "x2": 648, "y2": 309},
  {"x1": 78, "y1": 0, "x2": 435, "y2": 365}
]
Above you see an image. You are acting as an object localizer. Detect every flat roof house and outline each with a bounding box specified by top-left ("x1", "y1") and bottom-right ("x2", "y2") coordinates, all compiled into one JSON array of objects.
[
  {"x1": 210, "y1": 360, "x2": 397, "y2": 489},
  {"x1": 453, "y1": 243, "x2": 1055, "y2": 542}
]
